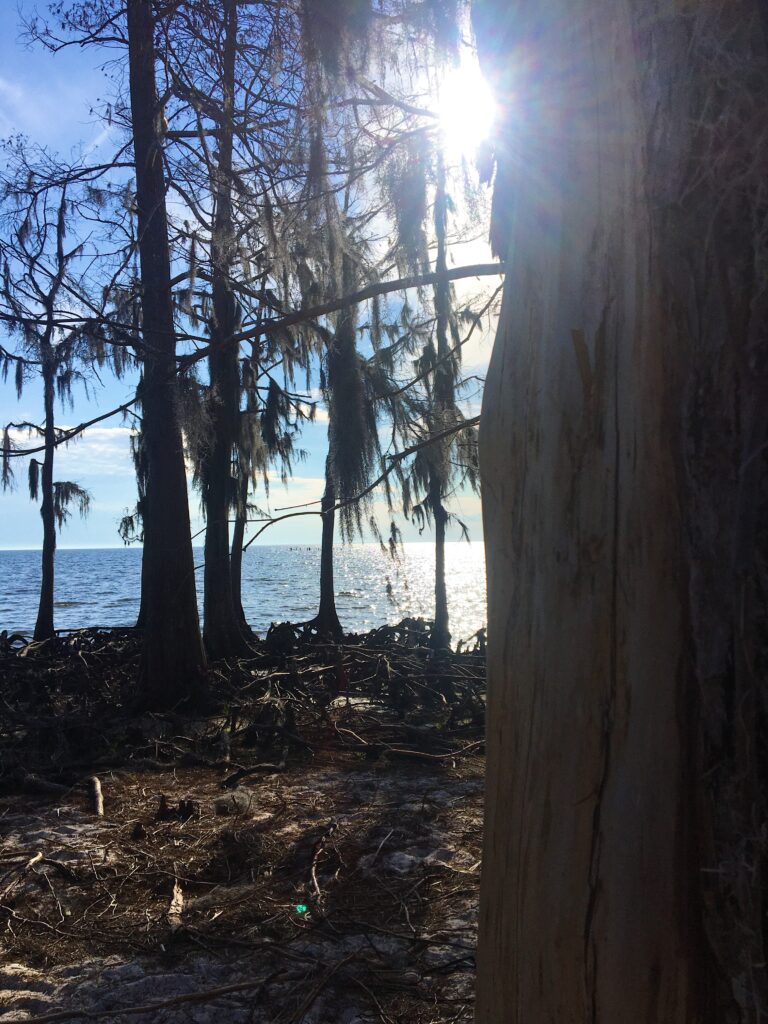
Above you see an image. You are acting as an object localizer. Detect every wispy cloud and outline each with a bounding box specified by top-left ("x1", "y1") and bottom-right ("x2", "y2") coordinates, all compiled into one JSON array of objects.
[
  {"x1": 0, "y1": 73, "x2": 63, "y2": 140},
  {"x1": 6, "y1": 425, "x2": 137, "y2": 479},
  {"x1": 0, "y1": 67, "x2": 111, "y2": 155},
  {"x1": 264, "y1": 473, "x2": 325, "y2": 511},
  {"x1": 0, "y1": 76, "x2": 26, "y2": 135},
  {"x1": 57, "y1": 426, "x2": 137, "y2": 478},
  {"x1": 82, "y1": 123, "x2": 114, "y2": 158}
]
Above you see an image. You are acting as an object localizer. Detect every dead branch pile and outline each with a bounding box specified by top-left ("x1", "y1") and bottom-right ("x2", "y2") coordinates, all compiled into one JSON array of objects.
[
  {"x1": 0, "y1": 617, "x2": 485, "y2": 790},
  {"x1": 0, "y1": 619, "x2": 486, "y2": 1024}
]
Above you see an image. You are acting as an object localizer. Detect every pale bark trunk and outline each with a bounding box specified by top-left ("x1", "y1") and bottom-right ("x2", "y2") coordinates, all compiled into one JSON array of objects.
[
  {"x1": 128, "y1": 0, "x2": 206, "y2": 707},
  {"x1": 474, "y1": 0, "x2": 768, "y2": 1020}
]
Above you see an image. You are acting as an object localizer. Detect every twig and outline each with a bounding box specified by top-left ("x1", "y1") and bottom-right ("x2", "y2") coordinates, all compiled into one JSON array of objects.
[
  {"x1": 369, "y1": 829, "x2": 394, "y2": 870},
  {"x1": 308, "y1": 820, "x2": 338, "y2": 907},
  {"x1": 221, "y1": 762, "x2": 285, "y2": 789},
  {"x1": 0, "y1": 851, "x2": 43, "y2": 900},
  {"x1": 382, "y1": 740, "x2": 484, "y2": 761}
]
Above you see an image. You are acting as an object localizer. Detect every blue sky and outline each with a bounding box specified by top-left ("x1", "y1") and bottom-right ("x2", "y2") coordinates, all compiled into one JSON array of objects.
[{"x1": 0, "y1": 3, "x2": 491, "y2": 550}]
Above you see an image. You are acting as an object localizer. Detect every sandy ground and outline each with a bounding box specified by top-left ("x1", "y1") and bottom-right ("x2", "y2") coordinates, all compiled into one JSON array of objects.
[{"x1": 0, "y1": 740, "x2": 484, "y2": 1023}]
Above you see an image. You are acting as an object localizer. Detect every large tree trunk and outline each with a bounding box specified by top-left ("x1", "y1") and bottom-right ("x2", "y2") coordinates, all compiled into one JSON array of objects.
[
  {"x1": 135, "y1": 551, "x2": 146, "y2": 631},
  {"x1": 474, "y1": 1, "x2": 768, "y2": 1020},
  {"x1": 201, "y1": 0, "x2": 251, "y2": 659},
  {"x1": 128, "y1": 0, "x2": 206, "y2": 708},
  {"x1": 321, "y1": 250, "x2": 362, "y2": 641},
  {"x1": 230, "y1": 474, "x2": 249, "y2": 630},
  {"x1": 311, "y1": 450, "x2": 343, "y2": 639},
  {"x1": 33, "y1": 360, "x2": 56, "y2": 642}
]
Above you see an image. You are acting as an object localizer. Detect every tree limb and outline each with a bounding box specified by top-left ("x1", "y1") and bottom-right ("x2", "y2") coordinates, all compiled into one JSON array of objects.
[
  {"x1": 242, "y1": 415, "x2": 481, "y2": 550},
  {"x1": 179, "y1": 262, "x2": 505, "y2": 370}
]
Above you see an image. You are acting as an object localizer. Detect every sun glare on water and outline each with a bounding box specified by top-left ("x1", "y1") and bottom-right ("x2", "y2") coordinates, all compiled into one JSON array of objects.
[{"x1": 436, "y1": 58, "x2": 497, "y2": 160}]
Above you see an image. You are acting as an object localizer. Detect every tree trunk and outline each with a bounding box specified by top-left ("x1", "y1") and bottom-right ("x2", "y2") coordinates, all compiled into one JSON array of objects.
[
  {"x1": 312, "y1": 450, "x2": 343, "y2": 639},
  {"x1": 430, "y1": 150, "x2": 452, "y2": 651},
  {"x1": 135, "y1": 556, "x2": 146, "y2": 631},
  {"x1": 321, "y1": 249, "x2": 361, "y2": 640},
  {"x1": 132, "y1": 419, "x2": 148, "y2": 631},
  {"x1": 201, "y1": 0, "x2": 250, "y2": 659},
  {"x1": 230, "y1": 474, "x2": 249, "y2": 630},
  {"x1": 128, "y1": 0, "x2": 206, "y2": 708},
  {"x1": 429, "y1": 470, "x2": 450, "y2": 650},
  {"x1": 33, "y1": 359, "x2": 56, "y2": 642},
  {"x1": 474, "y1": 1, "x2": 768, "y2": 1020}
]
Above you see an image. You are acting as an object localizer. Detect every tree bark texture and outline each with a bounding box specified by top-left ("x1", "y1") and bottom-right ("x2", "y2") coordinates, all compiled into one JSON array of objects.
[
  {"x1": 201, "y1": 0, "x2": 250, "y2": 659},
  {"x1": 313, "y1": 450, "x2": 343, "y2": 639},
  {"x1": 230, "y1": 474, "x2": 249, "y2": 630},
  {"x1": 33, "y1": 357, "x2": 56, "y2": 642},
  {"x1": 473, "y1": 1, "x2": 768, "y2": 1020},
  {"x1": 128, "y1": 0, "x2": 206, "y2": 707}
]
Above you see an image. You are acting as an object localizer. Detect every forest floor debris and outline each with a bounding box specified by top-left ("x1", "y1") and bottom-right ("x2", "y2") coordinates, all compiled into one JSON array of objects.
[{"x1": 0, "y1": 619, "x2": 485, "y2": 1023}]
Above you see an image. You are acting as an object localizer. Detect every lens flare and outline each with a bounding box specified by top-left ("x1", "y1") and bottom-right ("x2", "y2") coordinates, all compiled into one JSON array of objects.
[{"x1": 437, "y1": 59, "x2": 497, "y2": 160}]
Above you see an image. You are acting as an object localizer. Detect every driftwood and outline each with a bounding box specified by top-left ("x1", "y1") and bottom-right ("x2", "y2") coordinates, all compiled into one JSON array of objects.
[{"x1": 89, "y1": 776, "x2": 104, "y2": 817}]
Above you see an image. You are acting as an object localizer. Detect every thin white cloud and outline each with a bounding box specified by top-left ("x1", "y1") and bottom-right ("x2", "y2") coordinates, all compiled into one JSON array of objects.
[
  {"x1": 57, "y1": 426, "x2": 137, "y2": 478},
  {"x1": 82, "y1": 123, "x2": 114, "y2": 158},
  {"x1": 0, "y1": 64, "x2": 111, "y2": 154},
  {"x1": 0, "y1": 75, "x2": 24, "y2": 103},
  {"x1": 265, "y1": 473, "x2": 326, "y2": 511},
  {"x1": 0, "y1": 74, "x2": 63, "y2": 140},
  {"x1": 6, "y1": 425, "x2": 137, "y2": 479}
]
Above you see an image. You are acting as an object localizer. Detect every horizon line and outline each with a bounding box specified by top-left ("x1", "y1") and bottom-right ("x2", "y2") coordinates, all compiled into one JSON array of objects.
[{"x1": 0, "y1": 539, "x2": 484, "y2": 552}]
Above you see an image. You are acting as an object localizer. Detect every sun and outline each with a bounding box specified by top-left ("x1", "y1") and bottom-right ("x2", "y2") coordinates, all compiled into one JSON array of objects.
[{"x1": 436, "y1": 58, "x2": 497, "y2": 161}]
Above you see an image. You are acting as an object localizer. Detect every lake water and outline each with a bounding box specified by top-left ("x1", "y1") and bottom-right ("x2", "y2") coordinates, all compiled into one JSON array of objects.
[{"x1": 0, "y1": 543, "x2": 487, "y2": 643}]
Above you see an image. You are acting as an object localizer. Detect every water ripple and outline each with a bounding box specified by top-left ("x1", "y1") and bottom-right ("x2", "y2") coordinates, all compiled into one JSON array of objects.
[{"x1": 0, "y1": 543, "x2": 487, "y2": 643}]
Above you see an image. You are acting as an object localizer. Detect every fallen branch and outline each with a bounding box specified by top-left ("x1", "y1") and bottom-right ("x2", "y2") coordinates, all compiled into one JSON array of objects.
[{"x1": 0, "y1": 851, "x2": 43, "y2": 901}]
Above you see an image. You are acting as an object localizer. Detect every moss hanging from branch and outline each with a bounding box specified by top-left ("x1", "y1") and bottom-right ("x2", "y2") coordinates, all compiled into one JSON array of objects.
[
  {"x1": 301, "y1": 0, "x2": 373, "y2": 76},
  {"x1": 384, "y1": 132, "x2": 431, "y2": 276},
  {"x1": 52, "y1": 481, "x2": 91, "y2": 529}
]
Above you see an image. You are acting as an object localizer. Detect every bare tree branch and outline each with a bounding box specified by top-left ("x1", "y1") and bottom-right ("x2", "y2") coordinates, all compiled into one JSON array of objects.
[
  {"x1": 178, "y1": 262, "x2": 505, "y2": 370},
  {"x1": 242, "y1": 414, "x2": 481, "y2": 550}
]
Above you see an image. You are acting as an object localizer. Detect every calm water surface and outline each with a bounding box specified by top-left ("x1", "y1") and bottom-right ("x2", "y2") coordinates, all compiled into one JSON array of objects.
[{"x1": 0, "y1": 543, "x2": 487, "y2": 643}]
